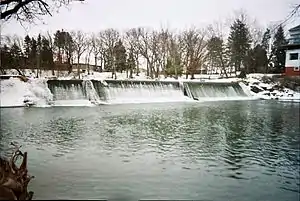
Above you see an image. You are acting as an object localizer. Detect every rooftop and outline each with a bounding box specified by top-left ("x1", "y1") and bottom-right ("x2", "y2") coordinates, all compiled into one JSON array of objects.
[{"x1": 289, "y1": 25, "x2": 300, "y2": 32}]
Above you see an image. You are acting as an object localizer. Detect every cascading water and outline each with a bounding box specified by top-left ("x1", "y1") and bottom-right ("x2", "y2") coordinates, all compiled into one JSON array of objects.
[
  {"x1": 186, "y1": 82, "x2": 252, "y2": 101},
  {"x1": 46, "y1": 80, "x2": 93, "y2": 106},
  {"x1": 83, "y1": 80, "x2": 106, "y2": 105},
  {"x1": 94, "y1": 80, "x2": 192, "y2": 104}
]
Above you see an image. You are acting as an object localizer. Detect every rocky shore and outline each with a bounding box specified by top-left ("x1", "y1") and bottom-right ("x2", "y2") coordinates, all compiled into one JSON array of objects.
[{"x1": 244, "y1": 74, "x2": 300, "y2": 102}]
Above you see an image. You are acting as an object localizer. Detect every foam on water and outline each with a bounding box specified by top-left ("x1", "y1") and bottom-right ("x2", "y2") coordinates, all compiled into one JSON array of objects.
[
  {"x1": 51, "y1": 99, "x2": 95, "y2": 107},
  {"x1": 103, "y1": 82, "x2": 192, "y2": 104}
]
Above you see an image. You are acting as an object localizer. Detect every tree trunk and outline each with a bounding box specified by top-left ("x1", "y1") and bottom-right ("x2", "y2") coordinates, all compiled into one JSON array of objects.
[
  {"x1": 219, "y1": 55, "x2": 228, "y2": 78},
  {"x1": 130, "y1": 66, "x2": 133, "y2": 78},
  {"x1": 14, "y1": 68, "x2": 24, "y2": 76},
  {"x1": 77, "y1": 57, "x2": 80, "y2": 79},
  {"x1": 136, "y1": 58, "x2": 139, "y2": 76},
  {"x1": 155, "y1": 64, "x2": 159, "y2": 78},
  {"x1": 146, "y1": 61, "x2": 149, "y2": 77},
  {"x1": 94, "y1": 56, "x2": 97, "y2": 72}
]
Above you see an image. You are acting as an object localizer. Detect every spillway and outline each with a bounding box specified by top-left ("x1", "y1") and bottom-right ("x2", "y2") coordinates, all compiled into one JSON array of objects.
[{"x1": 0, "y1": 78, "x2": 253, "y2": 108}]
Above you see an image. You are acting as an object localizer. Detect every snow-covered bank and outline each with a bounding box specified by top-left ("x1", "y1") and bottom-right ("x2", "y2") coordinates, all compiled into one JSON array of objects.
[
  {"x1": 244, "y1": 74, "x2": 300, "y2": 102},
  {"x1": 0, "y1": 78, "x2": 53, "y2": 107}
]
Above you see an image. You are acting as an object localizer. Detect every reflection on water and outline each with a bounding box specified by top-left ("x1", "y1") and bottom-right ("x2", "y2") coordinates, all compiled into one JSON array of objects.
[{"x1": 0, "y1": 101, "x2": 299, "y2": 200}]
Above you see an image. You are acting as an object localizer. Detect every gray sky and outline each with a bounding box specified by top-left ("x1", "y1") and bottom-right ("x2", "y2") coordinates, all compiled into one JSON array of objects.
[{"x1": 1, "y1": 0, "x2": 300, "y2": 37}]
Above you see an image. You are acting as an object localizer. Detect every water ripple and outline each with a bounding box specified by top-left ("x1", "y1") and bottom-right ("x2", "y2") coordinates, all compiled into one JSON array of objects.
[{"x1": 0, "y1": 102, "x2": 299, "y2": 200}]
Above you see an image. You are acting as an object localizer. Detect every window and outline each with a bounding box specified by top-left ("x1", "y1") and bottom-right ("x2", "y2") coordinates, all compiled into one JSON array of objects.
[{"x1": 289, "y1": 53, "x2": 299, "y2": 60}]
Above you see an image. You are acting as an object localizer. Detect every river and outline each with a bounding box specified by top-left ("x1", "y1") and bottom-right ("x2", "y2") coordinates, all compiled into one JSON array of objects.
[{"x1": 0, "y1": 100, "x2": 299, "y2": 200}]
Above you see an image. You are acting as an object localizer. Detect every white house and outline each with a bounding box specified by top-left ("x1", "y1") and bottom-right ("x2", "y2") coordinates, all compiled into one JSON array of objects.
[{"x1": 284, "y1": 25, "x2": 300, "y2": 76}]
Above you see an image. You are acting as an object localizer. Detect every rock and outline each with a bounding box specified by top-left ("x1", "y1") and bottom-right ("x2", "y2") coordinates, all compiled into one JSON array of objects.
[{"x1": 250, "y1": 85, "x2": 264, "y2": 93}]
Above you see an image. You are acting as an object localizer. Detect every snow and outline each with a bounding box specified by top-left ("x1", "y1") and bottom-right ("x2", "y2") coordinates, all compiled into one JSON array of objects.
[{"x1": 0, "y1": 78, "x2": 53, "y2": 107}]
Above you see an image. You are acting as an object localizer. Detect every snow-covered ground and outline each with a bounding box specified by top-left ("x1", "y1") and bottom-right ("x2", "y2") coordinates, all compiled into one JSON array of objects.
[
  {"x1": 244, "y1": 74, "x2": 300, "y2": 102},
  {"x1": 0, "y1": 78, "x2": 53, "y2": 107}
]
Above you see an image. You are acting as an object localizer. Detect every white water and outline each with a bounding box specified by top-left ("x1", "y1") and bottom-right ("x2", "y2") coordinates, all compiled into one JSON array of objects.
[
  {"x1": 51, "y1": 84, "x2": 86, "y2": 101},
  {"x1": 104, "y1": 83, "x2": 192, "y2": 104},
  {"x1": 83, "y1": 80, "x2": 106, "y2": 105},
  {"x1": 186, "y1": 82, "x2": 255, "y2": 101},
  {"x1": 51, "y1": 100, "x2": 95, "y2": 107},
  {"x1": 48, "y1": 81, "x2": 98, "y2": 107}
]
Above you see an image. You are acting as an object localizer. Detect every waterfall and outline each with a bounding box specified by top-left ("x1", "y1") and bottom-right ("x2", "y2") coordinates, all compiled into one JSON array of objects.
[
  {"x1": 93, "y1": 80, "x2": 191, "y2": 104},
  {"x1": 46, "y1": 80, "x2": 93, "y2": 106},
  {"x1": 185, "y1": 81, "x2": 251, "y2": 101},
  {"x1": 83, "y1": 80, "x2": 105, "y2": 105}
]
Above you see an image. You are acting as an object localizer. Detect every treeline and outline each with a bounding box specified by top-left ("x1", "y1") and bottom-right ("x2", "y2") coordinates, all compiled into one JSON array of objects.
[{"x1": 0, "y1": 16, "x2": 288, "y2": 79}]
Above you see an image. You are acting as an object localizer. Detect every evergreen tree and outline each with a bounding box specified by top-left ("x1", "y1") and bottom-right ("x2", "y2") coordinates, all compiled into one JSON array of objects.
[
  {"x1": 127, "y1": 49, "x2": 136, "y2": 78},
  {"x1": 23, "y1": 35, "x2": 31, "y2": 58},
  {"x1": 54, "y1": 30, "x2": 63, "y2": 62},
  {"x1": 272, "y1": 25, "x2": 287, "y2": 73},
  {"x1": 63, "y1": 31, "x2": 74, "y2": 66},
  {"x1": 30, "y1": 38, "x2": 37, "y2": 68},
  {"x1": 54, "y1": 30, "x2": 74, "y2": 72},
  {"x1": 1, "y1": 45, "x2": 13, "y2": 69},
  {"x1": 244, "y1": 45, "x2": 268, "y2": 73},
  {"x1": 41, "y1": 37, "x2": 54, "y2": 70},
  {"x1": 207, "y1": 36, "x2": 229, "y2": 77},
  {"x1": 113, "y1": 40, "x2": 127, "y2": 73},
  {"x1": 10, "y1": 43, "x2": 22, "y2": 68},
  {"x1": 227, "y1": 19, "x2": 251, "y2": 73},
  {"x1": 37, "y1": 34, "x2": 42, "y2": 76}
]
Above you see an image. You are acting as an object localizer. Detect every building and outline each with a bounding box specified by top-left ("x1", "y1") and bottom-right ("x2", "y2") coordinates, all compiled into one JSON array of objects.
[{"x1": 284, "y1": 25, "x2": 300, "y2": 76}]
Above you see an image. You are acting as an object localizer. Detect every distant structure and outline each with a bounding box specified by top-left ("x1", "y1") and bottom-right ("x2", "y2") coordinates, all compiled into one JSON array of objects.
[{"x1": 284, "y1": 25, "x2": 300, "y2": 76}]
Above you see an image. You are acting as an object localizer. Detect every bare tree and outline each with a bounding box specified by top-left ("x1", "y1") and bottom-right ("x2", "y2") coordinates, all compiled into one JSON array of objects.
[
  {"x1": 45, "y1": 31, "x2": 55, "y2": 75},
  {"x1": 84, "y1": 33, "x2": 93, "y2": 75},
  {"x1": 100, "y1": 28, "x2": 119, "y2": 79},
  {"x1": 3, "y1": 34, "x2": 24, "y2": 49},
  {"x1": 90, "y1": 32, "x2": 103, "y2": 72},
  {"x1": 206, "y1": 22, "x2": 231, "y2": 77},
  {"x1": 71, "y1": 30, "x2": 88, "y2": 78},
  {"x1": 0, "y1": 0, "x2": 84, "y2": 22},
  {"x1": 249, "y1": 19, "x2": 264, "y2": 47},
  {"x1": 154, "y1": 28, "x2": 171, "y2": 77},
  {"x1": 181, "y1": 27, "x2": 207, "y2": 79},
  {"x1": 136, "y1": 27, "x2": 160, "y2": 78},
  {"x1": 167, "y1": 32, "x2": 185, "y2": 78},
  {"x1": 125, "y1": 28, "x2": 141, "y2": 76}
]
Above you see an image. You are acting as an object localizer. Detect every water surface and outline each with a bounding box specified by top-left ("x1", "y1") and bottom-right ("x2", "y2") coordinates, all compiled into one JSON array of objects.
[{"x1": 0, "y1": 101, "x2": 299, "y2": 200}]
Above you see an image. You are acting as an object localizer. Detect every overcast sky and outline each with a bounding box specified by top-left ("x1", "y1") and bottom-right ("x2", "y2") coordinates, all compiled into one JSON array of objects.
[{"x1": 1, "y1": 0, "x2": 300, "y2": 37}]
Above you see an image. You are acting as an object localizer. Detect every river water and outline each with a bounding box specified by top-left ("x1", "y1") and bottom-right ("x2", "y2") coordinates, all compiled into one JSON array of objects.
[{"x1": 0, "y1": 100, "x2": 299, "y2": 200}]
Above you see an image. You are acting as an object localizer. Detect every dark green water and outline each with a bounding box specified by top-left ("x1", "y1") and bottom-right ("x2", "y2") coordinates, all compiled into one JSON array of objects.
[{"x1": 0, "y1": 101, "x2": 299, "y2": 200}]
